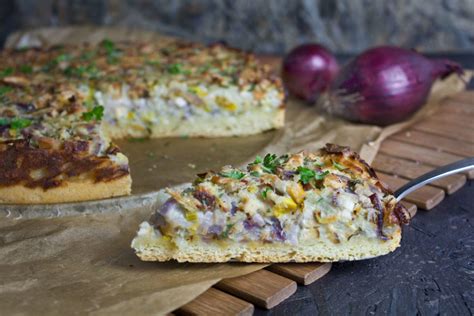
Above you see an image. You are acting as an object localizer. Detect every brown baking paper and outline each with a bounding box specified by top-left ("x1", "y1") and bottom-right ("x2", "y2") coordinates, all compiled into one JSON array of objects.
[{"x1": 0, "y1": 27, "x2": 471, "y2": 315}]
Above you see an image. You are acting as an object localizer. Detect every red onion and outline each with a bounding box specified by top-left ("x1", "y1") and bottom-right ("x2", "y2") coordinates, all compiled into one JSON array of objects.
[
  {"x1": 324, "y1": 46, "x2": 464, "y2": 126},
  {"x1": 282, "y1": 44, "x2": 339, "y2": 102}
]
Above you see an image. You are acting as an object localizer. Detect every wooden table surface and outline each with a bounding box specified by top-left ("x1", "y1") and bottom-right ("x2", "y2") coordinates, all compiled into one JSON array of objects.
[{"x1": 253, "y1": 53, "x2": 474, "y2": 316}]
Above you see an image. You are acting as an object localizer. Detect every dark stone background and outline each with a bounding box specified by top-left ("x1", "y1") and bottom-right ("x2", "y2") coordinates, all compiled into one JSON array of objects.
[{"x1": 1, "y1": 0, "x2": 474, "y2": 53}]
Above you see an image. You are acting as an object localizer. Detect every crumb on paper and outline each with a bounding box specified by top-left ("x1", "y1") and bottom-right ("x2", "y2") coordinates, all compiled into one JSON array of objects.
[{"x1": 188, "y1": 163, "x2": 196, "y2": 169}]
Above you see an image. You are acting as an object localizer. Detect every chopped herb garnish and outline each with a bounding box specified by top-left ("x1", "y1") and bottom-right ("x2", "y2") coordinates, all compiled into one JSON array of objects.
[
  {"x1": 249, "y1": 83, "x2": 257, "y2": 91},
  {"x1": 333, "y1": 161, "x2": 346, "y2": 171},
  {"x1": 64, "y1": 64, "x2": 99, "y2": 79},
  {"x1": 56, "y1": 53, "x2": 72, "y2": 63},
  {"x1": 19, "y1": 65, "x2": 33, "y2": 74},
  {"x1": 261, "y1": 187, "x2": 271, "y2": 199},
  {"x1": 102, "y1": 39, "x2": 122, "y2": 64},
  {"x1": 102, "y1": 39, "x2": 115, "y2": 53},
  {"x1": 314, "y1": 170, "x2": 330, "y2": 180},
  {"x1": 313, "y1": 160, "x2": 325, "y2": 167},
  {"x1": 82, "y1": 106, "x2": 104, "y2": 121},
  {"x1": 0, "y1": 86, "x2": 13, "y2": 96},
  {"x1": 0, "y1": 67, "x2": 14, "y2": 78},
  {"x1": 253, "y1": 155, "x2": 263, "y2": 164},
  {"x1": 168, "y1": 63, "x2": 190, "y2": 75},
  {"x1": 80, "y1": 51, "x2": 95, "y2": 61},
  {"x1": 250, "y1": 171, "x2": 260, "y2": 177},
  {"x1": 258, "y1": 153, "x2": 288, "y2": 174},
  {"x1": 10, "y1": 118, "x2": 32, "y2": 130},
  {"x1": 297, "y1": 167, "x2": 316, "y2": 184},
  {"x1": 0, "y1": 118, "x2": 9, "y2": 126},
  {"x1": 297, "y1": 167, "x2": 329, "y2": 184},
  {"x1": 220, "y1": 170, "x2": 245, "y2": 180}
]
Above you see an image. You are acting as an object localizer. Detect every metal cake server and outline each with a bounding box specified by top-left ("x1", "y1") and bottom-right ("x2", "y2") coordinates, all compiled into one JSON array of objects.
[{"x1": 394, "y1": 157, "x2": 474, "y2": 201}]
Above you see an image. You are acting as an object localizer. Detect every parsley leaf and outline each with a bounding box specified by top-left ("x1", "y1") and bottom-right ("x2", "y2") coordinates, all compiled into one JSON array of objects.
[
  {"x1": 261, "y1": 187, "x2": 271, "y2": 199},
  {"x1": 253, "y1": 155, "x2": 263, "y2": 164},
  {"x1": 56, "y1": 53, "x2": 72, "y2": 63},
  {"x1": 332, "y1": 161, "x2": 347, "y2": 171},
  {"x1": 64, "y1": 64, "x2": 99, "y2": 79},
  {"x1": 314, "y1": 170, "x2": 330, "y2": 180},
  {"x1": 313, "y1": 160, "x2": 325, "y2": 167},
  {"x1": 249, "y1": 171, "x2": 260, "y2": 177},
  {"x1": 297, "y1": 167, "x2": 316, "y2": 184},
  {"x1": 82, "y1": 106, "x2": 104, "y2": 121},
  {"x1": 10, "y1": 118, "x2": 32, "y2": 130},
  {"x1": 220, "y1": 170, "x2": 245, "y2": 180},
  {"x1": 168, "y1": 63, "x2": 190, "y2": 75},
  {"x1": 260, "y1": 153, "x2": 289, "y2": 174},
  {"x1": 102, "y1": 39, "x2": 121, "y2": 64},
  {"x1": 102, "y1": 39, "x2": 115, "y2": 53},
  {"x1": 0, "y1": 67, "x2": 14, "y2": 78},
  {"x1": 19, "y1": 65, "x2": 33, "y2": 74},
  {"x1": 0, "y1": 86, "x2": 13, "y2": 96},
  {"x1": 297, "y1": 167, "x2": 330, "y2": 183}
]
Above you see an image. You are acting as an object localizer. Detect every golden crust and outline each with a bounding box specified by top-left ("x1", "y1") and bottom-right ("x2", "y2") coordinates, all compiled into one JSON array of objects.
[
  {"x1": 133, "y1": 229, "x2": 401, "y2": 263},
  {"x1": 0, "y1": 175, "x2": 131, "y2": 204}
]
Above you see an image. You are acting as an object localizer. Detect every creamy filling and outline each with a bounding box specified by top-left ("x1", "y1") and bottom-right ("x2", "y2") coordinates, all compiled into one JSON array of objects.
[
  {"x1": 91, "y1": 83, "x2": 282, "y2": 137},
  {"x1": 147, "y1": 180, "x2": 398, "y2": 247}
]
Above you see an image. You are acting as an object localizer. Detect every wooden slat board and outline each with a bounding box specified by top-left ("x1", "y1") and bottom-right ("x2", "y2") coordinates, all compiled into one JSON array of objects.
[
  {"x1": 390, "y1": 130, "x2": 474, "y2": 157},
  {"x1": 176, "y1": 288, "x2": 254, "y2": 316},
  {"x1": 215, "y1": 270, "x2": 297, "y2": 309},
  {"x1": 267, "y1": 263, "x2": 332, "y2": 285},
  {"x1": 378, "y1": 172, "x2": 445, "y2": 210},
  {"x1": 379, "y1": 139, "x2": 474, "y2": 178},
  {"x1": 175, "y1": 91, "x2": 474, "y2": 314},
  {"x1": 373, "y1": 153, "x2": 466, "y2": 194}
]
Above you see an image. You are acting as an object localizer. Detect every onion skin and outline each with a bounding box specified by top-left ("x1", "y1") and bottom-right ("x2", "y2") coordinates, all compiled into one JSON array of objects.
[
  {"x1": 328, "y1": 46, "x2": 464, "y2": 126},
  {"x1": 282, "y1": 44, "x2": 339, "y2": 102}
]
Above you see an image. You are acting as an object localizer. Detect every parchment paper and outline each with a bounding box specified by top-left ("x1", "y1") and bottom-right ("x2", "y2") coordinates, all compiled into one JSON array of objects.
[{"x1": 0, "y1": 27, "x2": 471, "y2": 315}]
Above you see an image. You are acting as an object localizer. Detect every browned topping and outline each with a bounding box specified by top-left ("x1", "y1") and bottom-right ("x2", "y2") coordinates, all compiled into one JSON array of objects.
[
  {"x1": 393, "y1": 203, "x2": 411, "y2": 225},
  {"x1": 0, "y1": 140, "x2": 129, "y2": 190},
  {"x1": 0, "y1": 39, "x2": 281, "y2": 110},
  {"x1": 370, "y1": 193, "x2": 388, "y2": 240},
  {"x1": 193, "y1": 189, "x2": 216, "y2": 210}
]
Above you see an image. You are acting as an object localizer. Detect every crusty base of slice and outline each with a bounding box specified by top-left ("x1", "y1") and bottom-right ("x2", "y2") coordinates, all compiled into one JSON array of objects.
[
  {"x1": 132, "y1": 226, "x2": 401, "y2": 263},
  {"x1": 105, "y1": 108, "x2": 285, "y2": 139},
  {"x1": 0, "y1": 175, "x2": 132, "y2": 204}
]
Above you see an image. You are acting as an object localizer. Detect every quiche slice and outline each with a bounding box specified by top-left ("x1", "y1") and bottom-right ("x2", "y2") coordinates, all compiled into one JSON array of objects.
[
  {"x1": 0, "y1": 39, "x2": 285, "y2": 204},
  {"x1": 132, "y1": 144, "x2": 410, "y2": 263},
  {"x1": 0, "y1": 96, "x2": 131, "y2": 204}
]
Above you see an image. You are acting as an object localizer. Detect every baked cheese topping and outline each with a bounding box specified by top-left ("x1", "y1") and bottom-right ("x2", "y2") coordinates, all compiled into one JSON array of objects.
[
  {"x1": 0, "y1": 39, "x2": 285, "y2": 191},
  {"x1": 138, "y1": 144, "x2": 410, "y2": 248},
  {"x1": 0, "y1": 39, "x2": 284, "y2": 139}
]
